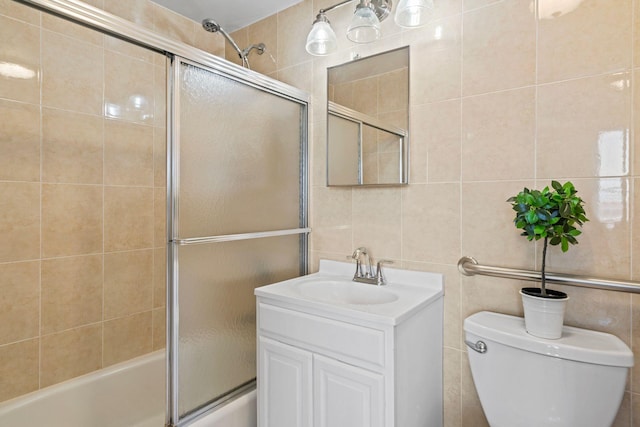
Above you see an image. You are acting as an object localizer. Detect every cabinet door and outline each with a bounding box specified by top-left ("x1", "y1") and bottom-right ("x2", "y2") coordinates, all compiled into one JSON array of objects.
[
  {"x1": 258, "y1": 337, "x2": 313, "y2": 427},
  {"x1": 314, "y1": 354, "x2": 385, "y2": 427}
]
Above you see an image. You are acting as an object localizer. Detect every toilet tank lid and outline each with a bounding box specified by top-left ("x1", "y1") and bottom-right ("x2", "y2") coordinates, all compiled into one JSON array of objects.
[{"x1": 464, "y1": 311, "x2": 634, "y2": 367}]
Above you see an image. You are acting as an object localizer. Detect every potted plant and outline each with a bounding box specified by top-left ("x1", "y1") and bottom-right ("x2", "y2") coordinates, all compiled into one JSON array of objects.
[{"x1": 507, "y1": 181, "x2": 588, "y2": 339}]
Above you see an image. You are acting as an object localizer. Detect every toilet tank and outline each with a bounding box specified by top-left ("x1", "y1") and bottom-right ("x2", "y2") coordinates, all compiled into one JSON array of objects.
[{"x1": 464, "y1": 311, "x2": 634, "y2": 427}]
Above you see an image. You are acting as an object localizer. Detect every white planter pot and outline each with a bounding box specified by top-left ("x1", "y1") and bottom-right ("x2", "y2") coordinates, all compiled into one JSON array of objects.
[{"x1": 520, "y1": 288, "x2": 569, "y2": 339}]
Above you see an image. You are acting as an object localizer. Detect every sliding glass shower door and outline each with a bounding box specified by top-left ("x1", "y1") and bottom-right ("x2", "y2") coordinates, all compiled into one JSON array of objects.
[{"x1": 168, "y1": 57, "x2": 309, "y2": 426}]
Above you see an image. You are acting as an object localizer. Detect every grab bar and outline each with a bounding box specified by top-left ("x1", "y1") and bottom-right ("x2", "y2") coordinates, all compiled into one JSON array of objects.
[{"x1": 457, "y1": 256, "x2": 640, "y2": 294}]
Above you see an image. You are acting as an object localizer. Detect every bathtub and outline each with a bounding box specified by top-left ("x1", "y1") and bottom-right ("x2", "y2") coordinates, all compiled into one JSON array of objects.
[{"x1": 0, "y1": 350, "x2": 257, "y2": 427}]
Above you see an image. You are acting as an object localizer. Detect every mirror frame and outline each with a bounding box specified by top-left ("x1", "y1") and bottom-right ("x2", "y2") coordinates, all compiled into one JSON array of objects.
[{"x1": 326, "y1": 46, "x2": 410, "y2": 187}]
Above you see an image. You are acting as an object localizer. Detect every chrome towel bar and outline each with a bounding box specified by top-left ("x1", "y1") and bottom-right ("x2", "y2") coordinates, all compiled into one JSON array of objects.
[{"x1": 457, "y1": 256, "x2": 640, "y2": 294}]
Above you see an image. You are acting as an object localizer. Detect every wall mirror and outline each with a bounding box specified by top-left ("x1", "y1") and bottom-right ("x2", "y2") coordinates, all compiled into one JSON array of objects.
[{"x1": 327, "y1": 46, "x2": 409, "y2": 186}]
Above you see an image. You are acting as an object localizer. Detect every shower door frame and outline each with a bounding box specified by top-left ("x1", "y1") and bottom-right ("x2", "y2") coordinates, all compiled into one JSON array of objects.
[
  {"x1": 14, "y1": 1, "x2": 311, "y2": 426},
  {"x1": 168, "y1": 56, "x2": 310, "y2": 426}
]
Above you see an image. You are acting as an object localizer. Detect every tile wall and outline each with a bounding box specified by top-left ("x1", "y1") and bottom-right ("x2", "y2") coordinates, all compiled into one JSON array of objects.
[
  {"x1": 230, "y1": 0, "x2": 640, "y2": 425},
  {"x1": 0, "y1": 0, "x2": 223, "y2": 402}
]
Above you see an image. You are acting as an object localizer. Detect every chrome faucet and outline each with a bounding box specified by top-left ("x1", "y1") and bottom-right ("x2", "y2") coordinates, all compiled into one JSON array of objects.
[{"x1": 351, "y1": 247, "x2": 393, "y2": 286}]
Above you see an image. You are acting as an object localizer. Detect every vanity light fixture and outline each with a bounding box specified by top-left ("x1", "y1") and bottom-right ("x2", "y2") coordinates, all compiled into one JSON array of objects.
[
  {"x1": 306, "y1": 0, "x2": 397, "y2": 56},
  {"x1": 394, "y1": 0, "x2": 434, "y2": 27}
]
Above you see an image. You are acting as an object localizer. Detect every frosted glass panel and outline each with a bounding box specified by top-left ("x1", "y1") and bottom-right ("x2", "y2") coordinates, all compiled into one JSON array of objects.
[
  {"x1": 177, "y1": 235, "x2": 301, "y2": 416},
  {"x1": 178, "y1": 64, "x2": 303, "y2": 238}
]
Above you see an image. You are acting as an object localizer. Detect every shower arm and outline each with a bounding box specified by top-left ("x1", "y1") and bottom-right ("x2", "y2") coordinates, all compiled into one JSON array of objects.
[{"x1": 215, "y1": 25, "x2": 250, "y2": 68}]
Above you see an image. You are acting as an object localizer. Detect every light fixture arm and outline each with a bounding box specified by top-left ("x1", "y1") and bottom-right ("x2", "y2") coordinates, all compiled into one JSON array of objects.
[{"x1": 317, "y1": 0, "x2": 392, "y2": 21}]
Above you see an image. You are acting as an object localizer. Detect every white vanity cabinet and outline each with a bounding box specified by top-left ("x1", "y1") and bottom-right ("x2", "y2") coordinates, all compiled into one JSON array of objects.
[{"x1": 255, "y1": 260, "x2": 444, "y2": 427}]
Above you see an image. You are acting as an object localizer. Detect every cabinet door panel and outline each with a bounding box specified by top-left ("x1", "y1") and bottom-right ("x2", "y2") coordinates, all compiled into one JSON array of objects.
[
  {"x1": 314, "y1": 354, "x2": 385, "y2": 427},
  {"x1": 258, "y1": 337, "x2": 312, "y2": 427}
]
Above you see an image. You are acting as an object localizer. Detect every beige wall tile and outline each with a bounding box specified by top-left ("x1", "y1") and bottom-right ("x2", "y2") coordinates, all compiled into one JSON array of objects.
[
  {"x1": 104, "y1": 186, "x2": 154, "y2": 251},
  {"x1": 443, "y1": 348, "x2": 462, "y2": 427},
  {"x1": 102, "y1": 0, "x2": 154, "y2": 30},
  {"x1": 311, "y1": 120, "x2": 327, "y2": 187},
  {"x1": 402, "y1": 183, "x2": 460, "y2": 264},
  {"x1": 154, "y1": 188, "x2": 166, "y2": 248},
  {"x1": 154, "y1": 127, "x2": 167, "y2": 188},
  {"x1": 310, "y1": 187, "x2": 352, "y2": 254},
  {"x1": 634, "y1": 178, "x2": 640, "y2": 280},
  {"x1": 0, "y1": 261, "x2": 39, "y2": 345},
  {"x1": 0, "y1": 0, "x2": 40, "y2": 24},
  {"x1": 0, "y1": 99, "x2": 40, "y2": 182},
  {"x1": 352, "y1": 76, "x2": 379, "y2": 117},
  {"x1": 460, "y1": 275, "x2": 526, "y2": 320},
  {"x1": 152, "y1": 307, "x2": 165, "y2": 351},
  {"x1": 104, "y1": 51, "x2": 155, "y2": 125},
  {"x1": 462, "y1": 0, "x2": 535, "y2": 96},
  {"x1": 104, "y1": 250, "x2": 153, "y2": 319},
  {"x1": 405, "y1": 15, "x2": 462, "y2": 104},
  {"x1": 634, "y1": 69, "x2": 640, "y2": 177},
  {"x1": 277, "y1": 62, "x2": 314, "y2": 93},
  {"x1": 462, "y1": 87, "x2": 535, "y2": 181},
  {"x1": 537, "y1": 0, "x2": 632, "y2": 84},
  {"x1": 245, "y1": 14, "x2": 278, "y2": 75},
  {"x1": 40, "y1": 324, "x2": 102, "y2": 387},
  {"x1": 634, "y1": 297, "x2": 640, "y2": 391},
  {"x1": 104, "y1": 120, "x2": 153, "y2": 186},
  {"x1": 0, "y1": 15, "x2": 40, "y2": 104},
  {"x1": 277, "y1": 0, "x2": 313, "y2": 69},
  {"x1": 635, "y1": 0, "x2": 640, "y2": 68},
  {"x1": 105, "y1": 34, "x2": 155, "y2": 64},
  {"x1": 461, "y1": 181, "x2": 536, "y2": 268},
  {"x1": 0, "y1": 182, "x2": 40, "y2": 263},
  {"x1": 153, "y1": 247, "x2": 166, "y2": 308},
  {"x1": 226, "y1": 28, "x2": 249, "y2": 67},
  {"x1": 42, "y1": 11, "x2": 103, "y2": 46},
  {"x1": 352, "y1": 188, "x2": 402, "y2": 260},
  {"x1": 542, "y1": 178, "x2": 631, "y2": 279},
  {"x1": 378, "y1": 69, "x2": 408, "y2": 114},
  {"x1": 42, "y1": 184, "x2": 103, "y2": 258},
  {"x1": 411, "y1": 100, "x2": 461, "y2": 184},
  {"x1": 537, "y1": 73, "x2": 631, "y2": 179},
  {"x1": 194, "y1": 22, "x2": 225, "y2": 58},
  {"x1": 42, "y1": 108, "x2": 103, "y2": 185},
  {"x1": 463, "y1": 0, "x2": 500, "y2": 12},
  {"x1": 41, "y1": 255, "x2": 103, "y2": 335},
  {"x1": 42, "y1": 30, "x2": 103, "y2": 115},
  {"x1": 154, "y1": 64, "x2": 167, "y2": 129},
  {"x1": 612, "y1": 391, "x2": 632, "y2": 426},
  {"x1": 103, "y1": 312, "x2": 152, "y2": 367},
  {"x1": 0, "y1": 339, "x2": 39, "y2": 402},
  {"x1": 152, "y1": 2, "x2": 195, "y2": 46}
]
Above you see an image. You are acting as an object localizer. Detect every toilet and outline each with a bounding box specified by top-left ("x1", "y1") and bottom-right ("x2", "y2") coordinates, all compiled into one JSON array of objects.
[{"x1": 464, "y1": 311, "x2": 634, "y2": 427}]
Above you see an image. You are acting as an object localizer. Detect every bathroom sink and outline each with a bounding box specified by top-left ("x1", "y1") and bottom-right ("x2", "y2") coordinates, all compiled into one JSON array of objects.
[
  {"x1": 255, "y1": 259, "x2": 444, "y2": 325},
  {"x1": 297, "y1": 280, "x2": 399, "y2": 305}
]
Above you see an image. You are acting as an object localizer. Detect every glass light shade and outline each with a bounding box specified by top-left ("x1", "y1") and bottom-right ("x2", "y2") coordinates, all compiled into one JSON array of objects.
[
  {"x1": 305, "y1": 20, "x2": 338, "y2": 56},
  {"x1": 346, "y1": 5, "x2": 381, "y2": 43},
  {"x1": 394, "y1": 0, "x2": 434, "y2": 27}
]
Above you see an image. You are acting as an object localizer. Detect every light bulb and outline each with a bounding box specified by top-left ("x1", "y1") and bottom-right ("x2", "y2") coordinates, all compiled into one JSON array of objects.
[{"x1": 394, "y1": 0, "x2": 434, "y2": 28}]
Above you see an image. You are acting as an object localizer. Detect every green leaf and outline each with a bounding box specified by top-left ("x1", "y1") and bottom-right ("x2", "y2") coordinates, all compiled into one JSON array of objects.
[
  {"x1": 526, "y1": 210, "x2": 538, "y2": 224},
  {"x1": 568, "y1": 229, "x2": 581, "y2": 237},
  {"x1": 551, "y1": 180, "x2": 562, "y2": 191},
  {"x1": 549, "y1": 236, "x2": 561, "y2": 245},
  {"x1": 561, "y1": 236, "x2": 569, "y2": 252}
]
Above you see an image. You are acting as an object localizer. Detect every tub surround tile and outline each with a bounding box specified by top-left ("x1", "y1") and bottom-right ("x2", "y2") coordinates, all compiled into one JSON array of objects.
[
  {"x1": 104, "y1": 51, "x2": 155, "y2": 125},
  {"x1": 0, "y1": 182, "x2": 40, "y2": 263},
  {"x1": 103, "y1": 312, "x2": 153, "y2": 367},
  {"x1": 0, "y1": 0, "x2": 40, "y2": 24},
  {"x1": 42, "y1": 10, "x2": 103, "y2": 46},
  {"x1": 102, "y1": 0, "x2": 154, "y2": 31},
  {"x1": 42, "y1": 30, "x2": 103, "y2": 116},
  {"x1": 105, "y1": 34, "x2": 155, "y2": 64},
  {"x1": 40, "y1": 324, "x2": 102, "y2": 388},
  {"x1": 193, "y1": 21, "x2": 225, "y2": 58},
  {"x1": 104, "y1": 186, "x2": 154, "y2": 252},
  {"x1": 0, "y1": 15, "x2": 40, "y2": 104},
  {"x1": 0, "y1": 99, "x2": 40, "y2": 182},
  {"x1": 0, "y1": 339, "x2": 39, "y2": 402},
  {"x1": 104, "y1": 250, "x2": 153, "y2": 320},
  {"x1": 154, "y1": 63, "x2": 167, "y2": 128},
  {"x1": 537, "y1": 0, "x2": 632, "y2": 84},
  {"x1": 152, "y1": 308, "x2": 166, "y2": 351},
  {"x1": 153, "y1": 127, "x2": 167, "y2": 188},
  {"x1": 42, "y1": 184, "x2": 103, "y2": 258},
  {"x1": 42, "y1": 108, "x2": 103, "y2": 185},
  {"x1": 0, "y1": 261, "x2": 39, "y2": 345},
  {"x1": 104, "y1": 120, "x2": 153, "y2": 186},
  {"x1": 152, "y1": 2, "x2": 195, "y2": 46},
  {"x1": 41, "y1": 255, "x2": 103, "y2": 335},
  {"x1": 153, "y1": 248, "x2": 166, "y2": 308}
]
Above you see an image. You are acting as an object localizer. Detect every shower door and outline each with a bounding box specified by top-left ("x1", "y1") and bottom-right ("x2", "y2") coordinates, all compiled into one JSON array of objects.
[{"x1": 168, "y1": 56, "x2": 309, "y2": 426}]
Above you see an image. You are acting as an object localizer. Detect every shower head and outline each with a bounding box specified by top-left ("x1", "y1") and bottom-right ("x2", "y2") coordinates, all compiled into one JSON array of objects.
[{"x1": 201, "y1": 18, "x2": 221, "y2": 33}]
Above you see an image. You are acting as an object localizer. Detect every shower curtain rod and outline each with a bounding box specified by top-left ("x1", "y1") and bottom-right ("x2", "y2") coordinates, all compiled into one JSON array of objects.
[{"x1": 457, "y1": 256, "x2": 640, "y2": 294}]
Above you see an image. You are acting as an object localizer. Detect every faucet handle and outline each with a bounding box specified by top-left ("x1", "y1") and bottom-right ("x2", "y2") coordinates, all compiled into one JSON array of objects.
[{"x1": 375, "y1": 260, "x2": 393, "y2": 285}]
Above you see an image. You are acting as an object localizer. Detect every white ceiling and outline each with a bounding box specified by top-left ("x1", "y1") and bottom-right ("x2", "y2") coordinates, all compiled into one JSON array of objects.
[{"x1": 150, "y1": 0, "x2": 304, "y2": 33}]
